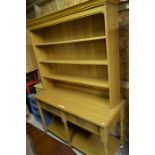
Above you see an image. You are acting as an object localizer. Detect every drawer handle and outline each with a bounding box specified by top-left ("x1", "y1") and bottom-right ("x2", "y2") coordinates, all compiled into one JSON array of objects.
[
  {"x1": 58, "y1": 104, "x2": 64, "y2": 109},
  {"x1": 77, "y1": 118, "x2": 84, "y2": 125},
  {"x1": 101, "y1": 122, "x2": 105, "y2": 126}
]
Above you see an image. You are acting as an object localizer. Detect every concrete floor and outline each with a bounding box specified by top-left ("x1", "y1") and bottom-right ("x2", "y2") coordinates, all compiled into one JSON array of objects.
[{"x1": 27, "y1": 114, "x2": 129, "y2": 155}]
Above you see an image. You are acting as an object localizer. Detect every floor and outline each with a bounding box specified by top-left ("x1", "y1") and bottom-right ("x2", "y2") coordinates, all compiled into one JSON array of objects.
[
  {"x1": 27, "y1": 134, "x2": 36, "y2": 155},
  {"x1": 27, "y1": 114, "x2": 129, "y2": 155},
  {"x1": 27, "y1": 123, "x2": 76, "y2": 155}
]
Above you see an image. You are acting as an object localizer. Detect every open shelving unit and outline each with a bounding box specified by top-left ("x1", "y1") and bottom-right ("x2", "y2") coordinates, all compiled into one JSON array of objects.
[
  {"x1": 27, "y1": 1, "x2": 124, "y2": 155},
  {"x1": 47, "y1": 116, "x2": 74, "y2": 141},
  {"x1": 47, "y1": 117, "x2": 66, "y2": 140},
  {"x1": 28, "y1": 7, "x2": 120, "y2": 107},
  {"x1": 71, "y1": 127, "x2": 120, "y2": 155}
]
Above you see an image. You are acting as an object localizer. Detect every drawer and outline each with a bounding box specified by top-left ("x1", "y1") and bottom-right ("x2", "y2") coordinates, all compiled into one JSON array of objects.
[
  {"x1": 40, "y1": 102, "x2": 60, "y2": 116},
  {"x1": 66, "y1": 114, "x2": 99, "y2": 134}
]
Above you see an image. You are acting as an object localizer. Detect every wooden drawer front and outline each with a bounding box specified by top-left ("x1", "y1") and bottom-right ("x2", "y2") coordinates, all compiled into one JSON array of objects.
[
  {"x1": 66, "y1": 114, "x2": 99, "y2": 134},
  {"x1": 40, "y1": 103, "x2": 60, "y2": 116}
]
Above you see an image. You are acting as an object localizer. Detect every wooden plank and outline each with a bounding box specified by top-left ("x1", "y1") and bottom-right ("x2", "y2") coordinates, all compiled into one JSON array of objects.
[
  {"x1": 61, "y1": 111, "x2": 71, "y2": 145},
  {"x1": 39, "y1": 59, "x2": 108, "y2": 65},
  {"x1": 35, "y1": 36, "x2": 106, "y2": 46},
  {"x1": 35, "y1": 88, "x2": 124, "y2": 127},
  {"x1": 72, "y1": 131, "x2": 120, "y2": 155},
  {"x1": 100, "y1": 128, "x2": 109, "y2": 155},
  {"x1": 104, "y1": 4, "x2": 120, "y2": 107},
  {"x1": 34, "y1": 82, "x2": 44, "y2": 93},
  {"x1": 62, "y1": 0, "x2": 74, "y2": 9},
  {"x1": 26, "y1": 1, "x2": 119, "y2": 30},
  {"x1": 47, "y1": 117, "x2": 67, "y2": 141},
  {"x1": 26, "y1": 31, "x2": 38, "y2": 73},
  {"x1": 34, "y1": 82, "x2": 44, "y2": 89},
  {"x1": 37, "y1": 102, "x2": 47, "y2": 131},
  {"x1": 44, "y1": 73, "x2": 109, "y2": 88}
]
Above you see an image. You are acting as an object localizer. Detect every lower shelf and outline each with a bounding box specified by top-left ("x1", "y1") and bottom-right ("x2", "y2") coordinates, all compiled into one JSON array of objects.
[
  {"x1": 71, "y1": 129, "x2": 120, "y2": 155},
  {"x1": 47, "y1": 117, "x2": 73, "y2": 142},
  {"x1": 43, "y1": 107, "x2": 120, "y2": 155}
]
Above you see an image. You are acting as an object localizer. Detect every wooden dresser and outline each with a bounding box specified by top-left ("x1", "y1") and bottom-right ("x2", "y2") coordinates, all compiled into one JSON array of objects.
[{"x1": 27, "y1": 0, "x2": 125, "y2": 155}]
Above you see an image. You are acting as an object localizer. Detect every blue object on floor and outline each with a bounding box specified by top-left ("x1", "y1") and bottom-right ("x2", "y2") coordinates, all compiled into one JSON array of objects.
[
  {"x1": 26, "y1": 95, "x2": 32, "y2": 113},
  {"x1": 28, "y1": 94, "x2": 53, "y2": 125}
]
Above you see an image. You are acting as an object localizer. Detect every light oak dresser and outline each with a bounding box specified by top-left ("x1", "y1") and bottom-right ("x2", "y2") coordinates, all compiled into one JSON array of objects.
[{"x1": 27, "y1": 0, "x2": 125, "y2": 154}]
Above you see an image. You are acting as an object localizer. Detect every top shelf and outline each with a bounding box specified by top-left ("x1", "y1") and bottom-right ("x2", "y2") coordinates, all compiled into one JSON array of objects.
[{"x1": 35, "y1": 36, "x2": 106, "y2": 46}]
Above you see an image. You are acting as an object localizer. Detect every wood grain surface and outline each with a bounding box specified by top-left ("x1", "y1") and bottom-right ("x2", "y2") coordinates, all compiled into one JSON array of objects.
[{"x1": 26, "y1": 123, "x2": 76, "y2": 155}]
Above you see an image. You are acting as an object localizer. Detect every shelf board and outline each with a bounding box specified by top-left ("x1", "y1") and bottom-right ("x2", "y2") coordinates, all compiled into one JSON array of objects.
[
  {"x1": 72, "y1": 130, "x2": 120, "y2": 155},
  {"x1": 35, "y1": 36, "x2": 106, "y2": 46},
  {"x1": 44, "y1": 73, "x2": 109, "y2": 88},
  {"x1": 39, "y1": 59, "x2": 108, "y2": 65},
  {"x1": 34, "y1": 82, "x2": 44, "y2": 89},
  {"x1": 47, "y1": 117, "x2": 73, "y2": 141},
  {"x1": 34, "y1": 87, "x2": 124, "y2": 127}
]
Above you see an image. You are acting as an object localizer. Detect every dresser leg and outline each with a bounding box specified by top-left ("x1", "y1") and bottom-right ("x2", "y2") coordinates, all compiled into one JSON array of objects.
[
  {"x1": 64, "y1": 122, "x2": 71, "y2": 146},
  {"x1": 64, "y1": 121, "x2": 71, "y2": 146},
  {"x1": 100, "y1": 128, "x2": 109, "y2": 155},
  {"x1": 37, "y1": 102, "x2": 47, "y2": 132},
  {"x1": 61, "y1": 112, "x2": 71, "y2": 146}
]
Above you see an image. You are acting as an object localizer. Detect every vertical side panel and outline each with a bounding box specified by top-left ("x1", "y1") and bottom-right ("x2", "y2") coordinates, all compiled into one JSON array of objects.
[
  {"x1": 30, "y1": 31, "x2": 54, "y2": 90},
  {"x1": 104, "y1": 4, "x2": 120, "y2": 108}
]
